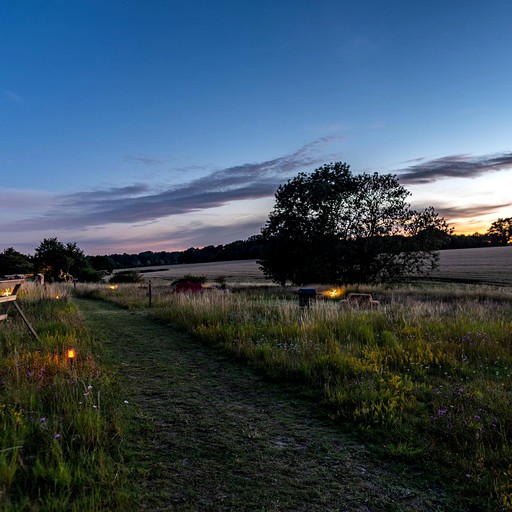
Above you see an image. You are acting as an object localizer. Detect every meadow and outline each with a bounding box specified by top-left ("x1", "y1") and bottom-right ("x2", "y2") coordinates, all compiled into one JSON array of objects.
[
  {"x1": 0, "y1": 283, "x2": 129, "y2": 510},
  {"x1": 77, "y1": 275, "x2": 512, "y2": 510},
  {"x1": 1, "y1": 245, "x2": 512, "y2": 510}
]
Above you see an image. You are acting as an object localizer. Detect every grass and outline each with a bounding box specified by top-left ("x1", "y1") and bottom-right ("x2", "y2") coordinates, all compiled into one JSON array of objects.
[
  {"x1": 75, "y1": 297, "x2": 454, "y2": 511},
  {"x1": 4, "y1": 273, "x2": 512, "y2": 510},
  {"x1": 0, "y1": 282, "x2": 129, "y2": 510},
  {"x1": 75, "y1": 280, "x2": 512, "y2": 511}
]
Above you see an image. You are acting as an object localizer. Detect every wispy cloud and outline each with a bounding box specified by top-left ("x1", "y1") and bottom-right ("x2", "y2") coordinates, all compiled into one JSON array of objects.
[
  {"x1": 435, "y1": 202, "x2": 512, "y2": 219},
  {"x1": 396, "y1": 152, "x2": 512, "y2": 184},
  {"x1": 63, "y1": 183, "x2": 150, "y2": 201},
  {"x1": 0, "y1": 188, "x2": 52, "y2": 210},
  {"x1": 1, "y1": 89, "x2": 24, "y2": 104},
  {"x1": 0, "y1": 138, "x2": 340, "y2": 233},
  {"x1": 124, "y1": 155, "x2": 166, "y2": 166}
]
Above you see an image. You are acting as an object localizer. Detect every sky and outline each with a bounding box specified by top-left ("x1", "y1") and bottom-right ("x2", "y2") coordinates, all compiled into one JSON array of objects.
[{"x1": 1, "y1": 0, "x2": 512, "y2": 256}]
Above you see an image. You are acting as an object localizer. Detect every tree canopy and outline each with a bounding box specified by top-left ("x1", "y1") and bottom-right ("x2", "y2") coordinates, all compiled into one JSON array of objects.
[
  {"x1": 33, "y1": 238, "x2": 101, "y2": 282},
  {"x1": 486, "y1": 217, "x2": 512, "y2": 246},
  {"x1": 259, "y1": 162, "x2": 451, "y2": 285},
  {"x1": 0, "y1": 247, "x2": 33, "y2": 276}
]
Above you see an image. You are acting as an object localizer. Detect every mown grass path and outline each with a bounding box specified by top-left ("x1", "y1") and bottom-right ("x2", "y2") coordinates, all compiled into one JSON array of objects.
[{"x1": 76, "y1": 298, "x2": 455, "y2": 512}]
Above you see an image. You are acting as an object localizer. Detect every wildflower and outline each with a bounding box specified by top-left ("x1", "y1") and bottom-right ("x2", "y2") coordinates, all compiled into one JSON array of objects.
[
  {"x1": 54, "y1": 434, "x2": 61, "y2": 439},
  {"x1": 92, "y1": 405, "x2": 97, "y2": 409},
  {"x1": 40, "y1": 417, "x2": 46, "y2": 423},
  {"x1": 87, "y1": 385, "x2": 93, "y2": 390},
  {"x1": 124, "y1": 400, "x2": 129, "y2": 404}
]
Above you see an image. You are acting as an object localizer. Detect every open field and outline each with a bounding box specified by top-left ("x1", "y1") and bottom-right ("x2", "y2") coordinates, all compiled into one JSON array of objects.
[
  {"x1": 430, "y1": 246, "x2": 512, "y2": 285},
  {"x1": 75, "y1": 279, "x2": 512, "y2": 510},
  {"x1": 115, "y1": 245, "x2": 512, "y2": 286},
  {"x1": 115, "y1": 258, "x2": 273, "y2": 285},
  {"x1": 2, "y1": 246, "x2": 512, "y2": 510}
]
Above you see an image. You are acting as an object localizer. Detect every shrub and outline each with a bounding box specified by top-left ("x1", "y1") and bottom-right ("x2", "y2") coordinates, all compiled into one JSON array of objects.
[
  {"x1": 181, "y1": 274, "x2": 207, "y2": 284},
  {"x1": 109, "y1": 271, "x2": 143, "y2": 284}
]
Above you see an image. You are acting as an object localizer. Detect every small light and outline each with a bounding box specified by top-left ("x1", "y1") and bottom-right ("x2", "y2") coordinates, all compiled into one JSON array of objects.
[
  {"x1": 322, "y1": 288, "x2": 343, "y2": 299},
  {"x1": 1, "y1": 287, "x2": 14, "y2": 297},
  {"x1": 67, "y1": 348, "x2": 76, "y2": 360}
]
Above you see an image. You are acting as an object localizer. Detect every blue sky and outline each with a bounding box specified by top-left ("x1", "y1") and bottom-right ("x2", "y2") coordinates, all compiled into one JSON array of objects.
[{"x1": 2, "y1": 0, "x2": 512, "y2": 255}]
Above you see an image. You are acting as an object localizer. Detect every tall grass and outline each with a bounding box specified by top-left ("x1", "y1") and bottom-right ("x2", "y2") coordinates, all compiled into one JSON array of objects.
[
  {"x1": 0, "y1": 282, "x2": 128, "y2": 510},
  {"x1": 75, "y1": 281, "x2": 512, "y2": 510}
]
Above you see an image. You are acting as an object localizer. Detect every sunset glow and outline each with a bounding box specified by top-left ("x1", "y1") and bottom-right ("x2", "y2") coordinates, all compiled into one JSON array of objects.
[{"x1": 1, "y1": 2, "x2": 511, "y2": 255}]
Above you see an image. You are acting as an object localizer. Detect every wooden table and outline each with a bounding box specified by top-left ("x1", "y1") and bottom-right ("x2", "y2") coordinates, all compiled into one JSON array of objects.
[{"x1": 0, "y1": 279, "x2": 40, "y2": 340}]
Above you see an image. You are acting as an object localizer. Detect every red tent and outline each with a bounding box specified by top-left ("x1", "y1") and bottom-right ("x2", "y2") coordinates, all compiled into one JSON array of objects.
[{"x1": 174, "y1": 280, "x2": 203, "y2": 293}]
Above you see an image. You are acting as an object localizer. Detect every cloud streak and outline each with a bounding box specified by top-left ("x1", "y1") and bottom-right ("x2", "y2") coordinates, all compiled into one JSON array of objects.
[
  {"x1": 1, "y1": 89, "x2": 24, "y2": 104},
  {"x1": 396, "y1": 152, "x2": 512, "y2": 184},
  {"x1": 124, "y1": 155, "x2": 166, "y2": 166},
  {"x1": 0, "y1": 138, "x2": 341, "y2": 233},
  {"x1": 435, "y1": 202, "x2": 512, "y2": 219}
]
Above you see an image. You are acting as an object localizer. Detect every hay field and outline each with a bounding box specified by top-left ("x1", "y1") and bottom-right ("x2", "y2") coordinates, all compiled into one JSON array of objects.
[
  {"x1": 117, "y1": 245, "x2": 512, "y2": 285},
  {"x1": 117, "y1": 259, "x2": 272, "y2": 285},
  {"x1": 432, "y1": 245, "x2": 512, "y2": 285}
]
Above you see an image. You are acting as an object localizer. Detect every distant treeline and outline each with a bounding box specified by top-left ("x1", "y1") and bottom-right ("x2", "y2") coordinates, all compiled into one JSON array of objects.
[
  {"x1": 444, "y1": 233, "x2": 492, "y2": 249},
  {"x1": 88, "y1": 235, "x2": 264, "y2": 271},
  {"x1": 0, "y1": 232, "x2": 503, "y2": 279},
  {"x1": 87, "y1": 232, "x2": 496, "y2": 272}
]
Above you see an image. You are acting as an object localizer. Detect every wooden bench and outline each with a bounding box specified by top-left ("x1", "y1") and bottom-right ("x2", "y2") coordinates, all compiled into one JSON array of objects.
[
  {"x1": 0, "y1": 279, "x2": 24, "y2": 322},
  {"x1": 340, "y1": 293, "x2": 380, "y2": 309},
  {"x1": 0, "y1": 279, "x2": 41, "y2": 340}
]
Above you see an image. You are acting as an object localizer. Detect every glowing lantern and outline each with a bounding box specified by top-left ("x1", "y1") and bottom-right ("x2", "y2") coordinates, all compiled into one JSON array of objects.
[
  {"x1": 322, "y1": 288, "x2": 344, "y2": 299},
  {"x1": 1, "y1": 287, "x2": 14, "y2": 297},
  {"x1": 67, "y1": 348, "x2": 76, "y2": 360}
]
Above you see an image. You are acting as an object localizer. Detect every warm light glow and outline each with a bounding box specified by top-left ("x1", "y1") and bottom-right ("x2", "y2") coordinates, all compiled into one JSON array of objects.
[
  {"x1": 322, "y1": 288, "x2": 344, "y2": 299},
  {"x1": 1, "y1": 287, "x2": 14, "y2": 297},
  {"x1": 108, "y1": 285, "x2": 118, "y2": 290},
  {"x1": 55, "y1": 295, "x2": 60, "y2": 300},
  {"x1": 67, "y1": 348, "x2": 76, "y2": 359}
]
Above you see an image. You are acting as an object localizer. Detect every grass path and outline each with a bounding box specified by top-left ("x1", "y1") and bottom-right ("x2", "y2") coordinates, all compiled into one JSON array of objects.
[{"x1": 76, "y1": 298, "x2": 455, "y2": 512}]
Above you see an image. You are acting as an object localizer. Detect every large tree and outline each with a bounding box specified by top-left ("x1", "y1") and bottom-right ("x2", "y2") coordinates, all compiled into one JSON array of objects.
[
  {"x1": 0, "y1": 248, "x2": 33, "y2": 276},
  {"x1": 259, "y1": 162, "x2": 451, "y2": 285},
  {"x1": 33, "y1": 238, "x2": 101, "y2": 282},
  {"x1": 487, "y1": 217, "x2": 512, "y2": 246}
]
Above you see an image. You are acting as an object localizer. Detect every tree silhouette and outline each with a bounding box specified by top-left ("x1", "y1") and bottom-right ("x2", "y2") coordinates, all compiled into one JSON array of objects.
[
  {"x1": 33, "y1": 238, "x2": 100, "y2": 281},
  {"x1": 259, "y1": 162, "x2": 451, "y2": 285},
  {"x1": 0, "y1": 247, "x2": 33, "y2": 276},
  {"x1": 487, "y1": 217, "x2": 512, "y2": 246}
]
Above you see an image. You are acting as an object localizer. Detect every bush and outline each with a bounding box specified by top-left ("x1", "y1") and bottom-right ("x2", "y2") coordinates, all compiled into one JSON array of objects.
[
  {"x1": 181, "y1": 274, "x2": 207, "y2": 284},
  {"x1": 109, "y1": 271, "x2": 143, "y2": 284}
]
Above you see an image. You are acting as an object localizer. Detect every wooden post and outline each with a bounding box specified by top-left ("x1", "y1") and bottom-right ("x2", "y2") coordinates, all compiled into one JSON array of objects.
[{"x1": 148, "y1": 280, "x2": 152, "y2": 308}]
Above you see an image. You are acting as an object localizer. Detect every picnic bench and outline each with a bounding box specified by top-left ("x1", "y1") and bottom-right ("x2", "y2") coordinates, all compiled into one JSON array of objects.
[
  {"x1": 0, "y1": 279, "x2": 41, "y2": 340},
  {"x1": 340, "y1": 293, "x2": 380, "y2": 309}
]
